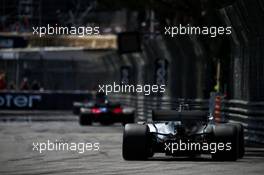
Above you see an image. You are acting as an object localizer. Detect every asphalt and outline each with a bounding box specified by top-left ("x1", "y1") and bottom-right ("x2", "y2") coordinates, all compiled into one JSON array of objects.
[{"x1": 0, "y1": 115, "x2": 263, "y2": 175}]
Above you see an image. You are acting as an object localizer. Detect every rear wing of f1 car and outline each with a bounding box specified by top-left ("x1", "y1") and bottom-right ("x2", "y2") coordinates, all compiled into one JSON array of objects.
[{"x1": 152, "y1": 110, "x2": 208, "y2": 122}]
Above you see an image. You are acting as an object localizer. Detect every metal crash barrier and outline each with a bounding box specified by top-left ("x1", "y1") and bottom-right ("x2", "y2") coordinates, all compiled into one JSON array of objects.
[{"x1": 222, "y1": 100, "x2": 264, "y2": 145}]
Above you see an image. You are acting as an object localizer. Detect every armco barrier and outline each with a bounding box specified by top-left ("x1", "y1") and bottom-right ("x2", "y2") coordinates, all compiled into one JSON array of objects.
[
  {"x1": 222, "y1": 100, "x2": 264, "y2": 145},
  {"x1": 0, "y1": 91, "x2": 93, "y2": 110}
]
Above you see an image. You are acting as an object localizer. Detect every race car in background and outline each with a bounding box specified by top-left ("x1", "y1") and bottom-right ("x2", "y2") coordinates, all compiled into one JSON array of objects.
[
  {"x1": 73, "y1": 100, "x2": 90, "y2": 115},
  {"x1": 77, "y1": 93, "x2": 135, "y2": 125},
  {"x1": 73, "y1": 92, "x2": 107, "y2": 115},
  {"x1": 122, "y1": 105, "x2": 244, "y2": 161}
]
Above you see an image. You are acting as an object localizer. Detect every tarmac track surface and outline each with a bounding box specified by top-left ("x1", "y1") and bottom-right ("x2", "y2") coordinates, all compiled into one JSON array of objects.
[{"x1": 0, "y1": 115, "x2": 264, "y2": 175}]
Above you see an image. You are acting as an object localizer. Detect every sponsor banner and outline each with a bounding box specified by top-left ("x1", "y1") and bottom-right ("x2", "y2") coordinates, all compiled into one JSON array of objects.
[{"x1": 0, "y1": 91, "x2": 92, "y2": 110}]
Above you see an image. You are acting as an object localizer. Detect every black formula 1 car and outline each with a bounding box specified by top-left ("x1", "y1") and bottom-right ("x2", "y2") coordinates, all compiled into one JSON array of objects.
[
  {"x1": 79, "y1": 102, "x2": 135, "y2": 125},
  {"x1": 73, "y1": 92, "x2": 107, "y2": 115},
  {"x1": 122, "y1": 108, "x2": 244, "y2": 161},
  {"x1": 78, "y1": 93, "x2": 135, "y2": 125}
]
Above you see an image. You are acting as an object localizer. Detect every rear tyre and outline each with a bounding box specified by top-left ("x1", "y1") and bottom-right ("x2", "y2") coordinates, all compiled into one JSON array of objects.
[
  {"x1": 79, "y1": 114, "x2": 92, "y2": 125},
  {"x1": 228, "y1": 123, "x2": 244, "y2": 158},
  {"x1": 122, "y1": 124, "x2": 152, "y2": 160},
  {"x1": 212, "y1": 124, "x2": 239, "y2": 161}
]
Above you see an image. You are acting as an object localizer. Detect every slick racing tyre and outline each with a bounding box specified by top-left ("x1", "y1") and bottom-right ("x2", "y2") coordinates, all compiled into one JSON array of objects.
[
  {"x1": 79, "y1": 114, "x2": 92, "y2": 125},
  {"x1": 122, "y1": 124, "x2": 152, "y2": 160},
  {"x1": 212, "y1": 124, "x2": 239, "y2": 161},
  {"x1": 228, "y1": 123, "x2": 245, "y2": 158}
]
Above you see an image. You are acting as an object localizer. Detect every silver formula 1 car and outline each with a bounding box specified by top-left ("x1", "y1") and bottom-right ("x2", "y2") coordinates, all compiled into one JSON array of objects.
[{"x1": 122, "y1": 106, "x2": 244, "y2": 161}]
